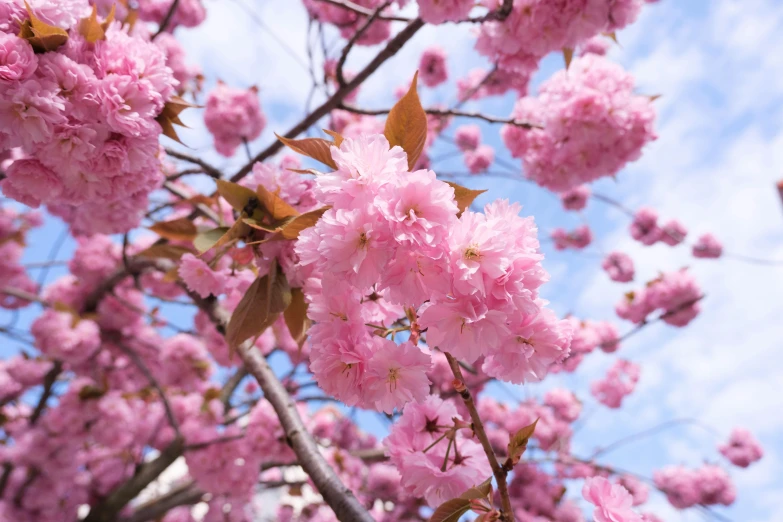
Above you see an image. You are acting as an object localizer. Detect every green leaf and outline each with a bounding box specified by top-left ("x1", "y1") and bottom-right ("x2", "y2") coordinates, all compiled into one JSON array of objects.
[
  {"x1": 225, "y1": 260, "x2": 291, "y2": 350},
  {"x1": 384, "y1": 71, "x2": 427, "y2": 171},
  {"x1": 445, "y1": 181, "x2": 487, "y2": 216},
  {"x1": 507, "y1": 418, "x2": 538, "y2": 466},
  {"x1": 194, "y1": 227, "x2": 230, "y2": 253},
  {"x1": 428, "y1": 498, "x2": 471, "y2": 522}
]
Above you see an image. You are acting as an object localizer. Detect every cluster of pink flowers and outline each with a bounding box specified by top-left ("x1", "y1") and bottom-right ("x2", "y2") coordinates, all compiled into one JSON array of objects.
[
  {"x1": 303, "y1": 0, "x2": 391, "y2": 45},
  {"x1": 653, "y1": 465, "x2": 736, "y2": 509},
  {"x1": 551, "y1": 224, "x2": 592, "y2": 250},
  {"x1": 583, "y1": 476, "x2": 643, "y2": 522},
  {"x1": 602, "y1": 251, "x2": 635, "y2": 282},
  {"x1": 416, "y1": 0, "x2": 474, "y2": 24},
  {"x1": 419, "y1": 46, "x2": 448, "y2": 88},
  {"x1": 0, "y1": 3, "x2": 179, "y2": 235},
  {"x1": 554, "y1": 318, "x2": 621, "y2": 373},
  {"x1": 719, "y1": 428, "x2": 764, "y2": 468},
  {"x1": 93, "y1": 0, "x2": 207, "y2": 31},
  {"x1": 457, "y1": 65, "x2": 536, "y2": 100},
  {"x1": 630, "y1": 208, "x2": 688, "y2": 246},
  {"x1": 616, "y1": 269, "x2": 702, "y2": 327},
  {"x1": 502, "y1": 55, "x2": 657, "y2": 192},
  {"x1": 296, "y1": 133, "x2": 572, "y2": 412},
  {"x1": 383, "y1": 396, "x2": 491, "y2": 507},
  {"x1": 590, "y1": 359, "x2": 640, "y2": 408},
  {"x1": 0, "y1": 206, "x2": 40, "y2": 308},
  {"x1": 203, "y1": 83, "x2": 266, "y2": 157},
  {"x1": 692, "y1": 233, "x2": 723, "y2": 258},
  {"x1": 560, "y1": 185, "x2": 590, "y2": 211},
  {"x1": 454, "y1": 124, "x2": 495, "y2": 174}
]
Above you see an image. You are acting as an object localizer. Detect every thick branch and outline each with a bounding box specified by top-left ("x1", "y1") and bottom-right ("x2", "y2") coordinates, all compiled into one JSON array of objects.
[
  {"x1": 29, "y1": 361, "x2": 62, "y2": 425},
  {"x1": 339, "y1": 103, "x2": 541, "y2": 129},
  {"x1": 121, "y1": 481, "x2": 203, "y2": 522},
  {"x1": 83, "y1": 437, "x2": 185, "y2": 522},
  {"x1": 193, "y1": 296, "x2": 373, "y2": 522},
  {"x1": 445, "y1": 352, "x2": 515, "y2": 522},
  {"x1": 230, "y1": 17, "x2": 425, "y2": 183}
]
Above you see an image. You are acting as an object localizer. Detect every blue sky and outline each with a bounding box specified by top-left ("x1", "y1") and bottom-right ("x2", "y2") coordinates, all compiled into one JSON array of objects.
[{"x1": 4, "y1": 0, "x2": 783, "y2": 520}]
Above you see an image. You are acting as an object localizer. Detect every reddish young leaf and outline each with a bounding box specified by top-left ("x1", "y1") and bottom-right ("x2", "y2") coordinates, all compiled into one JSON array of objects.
[
  {"x1": 384, "y1": 71, "x2": 427, "y2": 170},
  {"x1": 149, "y1": 217, "x2": 198, "y2": 242},
  {"x1": 276, "y1": 134, "x2": 338, "y2": 170},
  {"x1": 507, "y1": 418, "x2": 538, "y2": 466},
  {"x1": 428, "y1": 498, "x2": 472, "y2": 522},
  {"x1": 277, "y1": 206, "x2": 330, "y2": 240},
  {"x1": 283, "y1": 287, "x2": 310, "y2": 347},
  {"x1": 445, "y1": 181, "x2": 487, "y2": 216},
  {"x1": 19, "y1": 1, "x2": 69, "y2": 52}
]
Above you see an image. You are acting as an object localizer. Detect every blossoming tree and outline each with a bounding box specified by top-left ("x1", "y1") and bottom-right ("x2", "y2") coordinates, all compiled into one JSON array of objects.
[{"x1": 0, "y1": 1, "x2": 768, "y2": 522}]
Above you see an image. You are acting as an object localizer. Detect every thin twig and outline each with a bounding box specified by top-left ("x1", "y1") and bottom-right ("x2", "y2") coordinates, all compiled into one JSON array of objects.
[
  {"x1": 113, "y1": 340, "x2": 181, "y2": 438},
  {"x1": 151, "y1": 0, "x2": 180, "y2": 40},
  {"x1": 164, "y1": 148, "x2": 223, "y2": 179},
  {"x1": 445, "y1": 352, "x2": 515, "y2": 522},
  {"x1": 339, "y1": 103, "x2": 542, "y2": 129},
  {"x1": 336, "y1": 0, "x2": 393, "y2": 86}
]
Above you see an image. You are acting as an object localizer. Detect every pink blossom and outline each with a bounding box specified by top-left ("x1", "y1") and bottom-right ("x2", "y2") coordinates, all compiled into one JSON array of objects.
[
  {"x1": 178, "y1": 253, "x2": 229, "y2": 298},
  {"x1": 502, "y1": 55, "x2": 656, "y2": 192},
  {"x1": 365, "y1": 340, "x2": 432, "y2": 413},
  {"x1": 464, "y1": 144, "x2": 494, "y2": 174},
  {"x1": 309, "y1": 331, "x2": 374, "y2": 407},
  {"x1": 582, "y1": 476, "x2": 643, "y2": 522},
  {"x1": 416, "y1": 0, "x2": 474, "y2": 24},
  {"x1": 560, "y1": 185, "x2": 590, "y2": 211},
  {"x1": 552, "y1": 225, "x2": 593, "y2": 250},
  {"x1": 718, "y1": 428, "x2": 764, "y2": 468},
  {"x1": 590, "y1": 359, "x2": 640, "y2": 408},
  {"x1": 204, "y1": 84, "x2": 266, "y2": 157},
  {"x1": 629, "y1": 208, "x2": 662, "y2": 245},
  {"x1": 602, "y1": 252, "x2": 635, "y2": 282},
  {"x1": 660, "y1": 219, "x2": 687, "y2": 246},
  {"x1": 544, "y1": 388, "x2": 582, "y2": 422},
  {"x1": 0, "y1": 33, "x2": 37, "y2": 82},
  {"x1": 0, "y1": 78, "x2": 66, "y2": 148},
  {"x1": 646, "y1": 269, "x2": 702, "y2": 327},
  {"x1": 376, "y1": 168, "x2": 458, "y2": 248},
  {"x1": 579, "y1": 35, "x2": 612, "y2": 56},
  {"x1": 0, "y1": 158, "x2": 63, "y2": 208},
  {"x1": 454, "y1": 124, "x2": 481, "y2": 151},
  {"x1": 692, "y1": 233, "x2": 723, "y2": 258},
  {"x1": 618, "y1": 475, "x2": 649, "y2": 506},
  {"x1": 98, "y1": 74, "x2": 163, "y2": 138},
  {"x1": 31, "y1": 310, "x2": 100, "y2": 365},
  {"x1": 483, "y1": 308, "x2": 572, "y2": 383},
  {"x1": 419, "y1": 46, "x2": 448, "y2": 87}
]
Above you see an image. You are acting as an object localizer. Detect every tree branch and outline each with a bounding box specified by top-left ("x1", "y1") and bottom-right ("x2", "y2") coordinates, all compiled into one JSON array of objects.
[
  {"x1": 152, "y1": 0, "x2": 180, "y2": 40},
  {"x1": 445, "y1": 352, "x2": 515, "y2": 522},
  {"x1": 121, "y1": 481, "x2": 203, "y2": 522},
  {"x1": 190, "y1": 295, "x2": 374, "y2": 522},
  {"x1": 164, "y1": 148, "x2": 223, "y2": 179},
  {"x1": 229, "y1": 17, "x2": 425, "y2": 183},
  {"x1": 339, "y1": 103, "x2": 542, "y2": 129}
]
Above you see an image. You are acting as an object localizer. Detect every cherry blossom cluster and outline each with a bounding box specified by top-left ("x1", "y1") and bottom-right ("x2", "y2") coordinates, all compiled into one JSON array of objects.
[
  {"x1": 296, "y1": 133, "x2": 573, "y2": 414},
  {"x1": 551, "y1": 224, "x2": 593, "y2": 250},
  {"x1": 454, "y1": 124, "x2": 495, "y2": 174},
  {"x1": 590, "y1": 359, "x2": 640, "y2": 408},
  {"x1": 502, "y1": 55, "x2": 657, "y2": 192},
  {"x1": 560, "y1": 184, "x2": 591, "y2": 211},
  {"x1": 602, "y1": 251, "x2": 635, "y2": 282},
  {"x1": 93, "y1": 0, "x2": 207, "y2": 31},
  {"x1": 552, "y1": 317, "x2": 622, "y2": 374},
  {"x1": 630, "y1": 207, "x2": 688, "y2": 246},
  {"x1": 719, "y1": 428, "x2": 764, "y2": 468},
  {"x1": 0, "y1": 2, "x2": 178, "y2": 235},
  {"x1": 203, "y1": 83, "x2": 266, "y2": 157},
  {"x1": 0, "y1": 205, "x2": 40, "y2": 308},
  {"x1": 653, "y1": 465, "x2": 736, "y2": 509},
  {"x1": 616, "y1": 269, "x2": 702, "y2": 327},
  {"x1": 303, "y1": 0, "x2": 392, "y2": 45}
]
